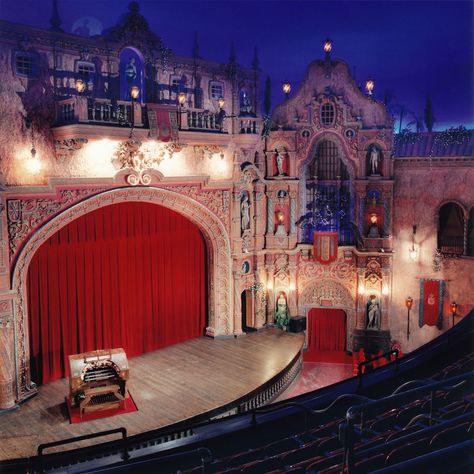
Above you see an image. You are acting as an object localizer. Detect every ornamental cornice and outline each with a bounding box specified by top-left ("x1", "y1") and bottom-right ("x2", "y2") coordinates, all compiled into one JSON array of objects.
[{"x1": 7, "y1": 183, "x2": 231, "y2": 263}]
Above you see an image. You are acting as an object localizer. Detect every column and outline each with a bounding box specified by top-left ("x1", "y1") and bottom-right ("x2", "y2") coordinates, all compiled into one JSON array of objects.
[
  {"x1": 381, "y1": 269, "x2": 391, "y2": 331},
  {"x1": 0, "y1": 319, "x2": 15, "y2": 410},
  {"x1": 233, "y1": 270, "x2": 244, "y2": 336},
  {"x1": 356, "y1": 269, "x2": 366, "y2": 329},
  {"x1": 265, "y1": 263, "x2": 275, "y2": 324},
  {"x1": 288, "y1": 257, "x2": 298, "y2": 316},
  {"x1": 266, "y1": 190, "x2": 274, "y2": 235},
  {"x1": 289, "y1": 190, "x2": 297, "y2": 235}
]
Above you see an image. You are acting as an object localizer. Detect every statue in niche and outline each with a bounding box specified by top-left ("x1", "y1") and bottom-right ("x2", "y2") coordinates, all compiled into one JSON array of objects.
[
  {"x1": 275, "y1": 148, "x2": 285, "y2": 176},
  {"x1": 365, "y1": 294, "x2": 381, "y2": 330},
  {"x1": 275, "y1": 292, "x2": 290, "y2": 330},
  {"x1": 368, "y1": 145, "x2": 381, "y2": 175},
  {"x1": 125, "y1": 57, "x2": 137, "y2": 85},
  {"x1": 240, "y1": 193, "x2": 250, "y2": 232}
]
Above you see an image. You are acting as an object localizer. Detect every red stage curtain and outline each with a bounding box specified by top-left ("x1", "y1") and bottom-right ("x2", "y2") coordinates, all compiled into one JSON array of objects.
[
  {"x1": 307, "y1": 308, "x2": 346, "y2": 352},
  {"x1": 27, "y1": 202, "x2": 207, "y2": 385}
]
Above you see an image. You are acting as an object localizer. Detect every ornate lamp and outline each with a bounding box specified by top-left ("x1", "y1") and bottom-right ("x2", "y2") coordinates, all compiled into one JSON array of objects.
[
  {"x1": 405, "y1": 296, "x2": 413, "y2": 340},
  {"x1": 218, "y1": 97, "x2": 225, "y2": 109},
  {"x1": 75, "y1": 78, "x2": 86, "y2": 94},
  {"x1": 282, "y1": 80, "x2": 291, "y2": 99},
  {"x1": 365, "y1": 78, "x2": 375, "y2": 96},
  {"x1": 26, "y1": 146, "x2": 41, "y2": 174},
  {"x1": 409, "y1": 225, "x2": 418, "y2": 261},
  {"x1": 130, "y1": 86, "x2": 140, "y2": 100},
  {"x1": 450, "y1": 301, "x2": 458, "y2": 327},
  {"x1": 323, "y1": 38, "x2": 332, "y2": 55},
  {"x1": 178, "y1": 91, "x2": 186, "y2": 107}
]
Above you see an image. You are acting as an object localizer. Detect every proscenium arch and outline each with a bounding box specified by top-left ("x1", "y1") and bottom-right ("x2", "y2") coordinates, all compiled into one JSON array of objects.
[{"x1": 11, "y1": 187, "x2": 232, "y2": 402}]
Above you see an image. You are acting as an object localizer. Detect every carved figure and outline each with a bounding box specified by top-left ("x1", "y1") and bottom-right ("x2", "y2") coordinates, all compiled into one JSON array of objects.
[
  {"x1": 275, "y1": 149, "x2": 285, "y2": 176},
  {"x1": 125, "y1": 57, "x2": 137, "y2": 83},
  {"x1": 369, "y1": 146, "x2": 380, "y2": 175},
  {"x1": 241, "y1": 193, "x2": 250, "y2": 231},
  {"x1": 275, "y1": 292, "x2": 290, "y2": 329},
  {"x1": 366, "y1": 295, "x2": 381, "y2": 330}
]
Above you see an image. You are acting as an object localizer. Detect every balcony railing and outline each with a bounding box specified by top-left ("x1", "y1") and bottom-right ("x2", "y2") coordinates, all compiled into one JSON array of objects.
[
  {"x1": 182, "y1": 109, "x2": 222, "y2": 132},
  {"x1": 238, "y1": 118, "x2": 259, "y2": 134},
  {"x1": 439, "y1": 236, "x2": 464, "y2": 255},
  {"x1": 55, "y1": 97, "x2": 142, "y2": 127},
  {"x1": 55, "y1": 99, "x2": 261, "y2": 136}
]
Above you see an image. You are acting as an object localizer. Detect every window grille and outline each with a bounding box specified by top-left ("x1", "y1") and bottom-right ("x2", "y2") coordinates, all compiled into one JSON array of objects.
[{"x1": 320, "y1": 103, "x2": 335, "y2": 126}]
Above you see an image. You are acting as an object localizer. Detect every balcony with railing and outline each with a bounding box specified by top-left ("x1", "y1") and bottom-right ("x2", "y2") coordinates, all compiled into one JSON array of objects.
[
  {"x1": 55, "y1": 97, "x2": 142, "y2": 128},
  {"x1": 54, "y1": 98, "x2": 262, "y2": 139}
]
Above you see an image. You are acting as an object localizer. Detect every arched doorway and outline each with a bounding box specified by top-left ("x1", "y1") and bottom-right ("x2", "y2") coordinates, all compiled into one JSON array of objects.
[
  {"x1": 27, "y1": 202, "x2": 207, "y2": 385},
  {"x1": 306, "y1": 308, "x2": 347, "y2": 362}
]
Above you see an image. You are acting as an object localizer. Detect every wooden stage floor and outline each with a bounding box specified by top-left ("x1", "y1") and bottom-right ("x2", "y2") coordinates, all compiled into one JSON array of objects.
[{"x1": 0, "y1": 328, "x2": 304, "y2": 461}]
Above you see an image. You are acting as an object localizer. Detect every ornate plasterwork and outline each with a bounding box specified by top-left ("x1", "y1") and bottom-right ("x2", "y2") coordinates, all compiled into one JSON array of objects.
[
  {"x1": 7, "y1": 184, "x2": 231, "y2": 263},
  {"x1": 298, "y1": 256, "x2": 357, "y2": 294},
  {"x1": 7, "y1": 188, "x2": 106, "y2": 261},
  {"x1": 112, "y1": 139, "x2": 184, "y2": 185},
  {"x1": 11, "y1": 186, "x2": 232, "y2": 402},
  {"x1": 194, "y1": 145, "x2": 224, "y2": 160},
  {"x1": 299, "y1": 278, "x2": 354, "y2": 308},
  {"x1": 54, "y1": 138, "x2": 88, "y2": 162}
]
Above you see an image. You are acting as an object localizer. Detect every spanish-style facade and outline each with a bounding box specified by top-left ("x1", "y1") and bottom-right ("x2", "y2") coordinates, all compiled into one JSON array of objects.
[{"x1": 0, "y1": 3, "x2": 472, "y2": 410}]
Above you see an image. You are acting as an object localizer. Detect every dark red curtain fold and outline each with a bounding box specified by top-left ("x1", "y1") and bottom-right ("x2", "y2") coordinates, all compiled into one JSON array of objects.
[
  {"x1": 307, "y1": 308, "x2": 346, "y2": 352},
  {"x1": 27, "y1": 202, "x2": 207, "y2": 385}
]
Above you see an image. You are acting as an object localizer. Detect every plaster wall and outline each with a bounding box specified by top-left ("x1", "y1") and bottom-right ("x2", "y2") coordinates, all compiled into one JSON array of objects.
[{"x1": 390, "y1": 159, "x2": 474, "y2": 352}]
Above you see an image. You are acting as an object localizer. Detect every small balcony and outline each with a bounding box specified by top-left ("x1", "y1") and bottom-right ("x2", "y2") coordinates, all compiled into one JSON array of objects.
[{"x1": 55, "y1": 97, "x2": 144, "y2": 128}]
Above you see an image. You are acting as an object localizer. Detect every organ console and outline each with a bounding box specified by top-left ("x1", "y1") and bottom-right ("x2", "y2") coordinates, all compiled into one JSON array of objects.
[{"x1": 68, "y1": 348, "x2": 129, "y2": 416}]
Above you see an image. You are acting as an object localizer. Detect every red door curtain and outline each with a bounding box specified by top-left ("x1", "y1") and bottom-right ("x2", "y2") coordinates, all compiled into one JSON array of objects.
[
  {"x1": 27, "y1": 202, "x2": 207, "y2": 384},
  {"x1": 307, "y1": 308, "x2": 347, "y2": 352}
]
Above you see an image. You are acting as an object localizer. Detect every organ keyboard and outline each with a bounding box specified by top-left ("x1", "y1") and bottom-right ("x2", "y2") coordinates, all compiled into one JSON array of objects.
[{"x1": 68, "y1": 348, "x2": 129, "y2": 415}]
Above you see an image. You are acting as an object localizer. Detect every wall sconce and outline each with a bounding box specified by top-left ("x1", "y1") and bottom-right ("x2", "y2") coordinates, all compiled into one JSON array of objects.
[
  {"x1": 282, "y1": 80, "x2": 291, "y2": 99},
  {"x1": 178, "y1": 91, "x2": 186, "y2": 107},
  {"x1": 276, "y1": 210, "x2": 285, "y2": 224},
  {"x1": 382, "y1": 284, "x2": 389, "y2": 296},
  {"x1": 266, "y1": 280, "x2": 273, "y2": 291},
  {"x1": 289, "y1": 282, "x2": 296, "y2": 291},
  {"x1": 450, "y1": 301, "x2": 458, "y2": 327},
  {"x1": 75, "y1": 78, "x2": 86, "y2": 94},
  {"x1": 26, "y1": 146, "x2": 42, "y2": 174},
  {"x1": 409, "y1": 225, "x2": 418, "y2": 261},
  {"x1": 275, "y1": 210, "x2": 286, "y2": 236},
  {"x1": 218, "y1": 97, "x2": 225, "y2": 109},
  {"x1": 365, "y1": 78, "x2": 375, "y2": 96},
  {"x1": 405, "y1": 296, "x2": 413, "y2": 340},
  {"x1": 323, "y1": 38, "x2": 332, "y2": 55},
  {"x1": 358, "y1": 281, "x2": 366, "y2": 296}
]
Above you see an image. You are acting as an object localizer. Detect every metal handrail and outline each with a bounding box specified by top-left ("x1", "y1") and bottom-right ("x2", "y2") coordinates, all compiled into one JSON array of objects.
[
  {"x1": 38, "y1": 427, "x2": 128, "y2": 459},
  {"x1": 251, "y1": 393, "x2": 371, "y2": 431},
  {"x1": 357, "y1": 349, "x2": 399, "y2": 389},
  {"x1": 342, "y1": 371, "x2": 474, "y2": 473}
]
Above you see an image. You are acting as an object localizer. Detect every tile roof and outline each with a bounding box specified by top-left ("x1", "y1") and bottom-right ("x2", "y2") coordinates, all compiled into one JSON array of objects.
[{"x1": 394, "y1": 129, "x2": 474, "y2": 157}]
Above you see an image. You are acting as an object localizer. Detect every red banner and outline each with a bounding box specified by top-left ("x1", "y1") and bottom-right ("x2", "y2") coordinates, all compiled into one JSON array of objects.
[
  {"x1": 313, "y1": 232, "x2": 338, "y2": 265},
  {"x1": 422, "y1": 280, "x2": 441, "y2": 326},
  {"x1": 147, "y1": 105, "x2": 178, "y2": 142}
]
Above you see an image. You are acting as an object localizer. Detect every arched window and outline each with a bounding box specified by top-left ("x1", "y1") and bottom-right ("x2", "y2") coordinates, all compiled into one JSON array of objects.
[
  {"x1": 438, "y1": 202, "x2": 465, "y2": 256},
  {"x1": 320, "y1": 103, "x2": 336, "y2": 126},
  {"x1": 301, "y1": 140, "x2": 353, "y2": 245},
  {"x1": 119, "y1": 47, "x2": 144, "y2": 101},
  {"x1": 468, "y1": 207, "x2": 474, "y2": 257}
]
